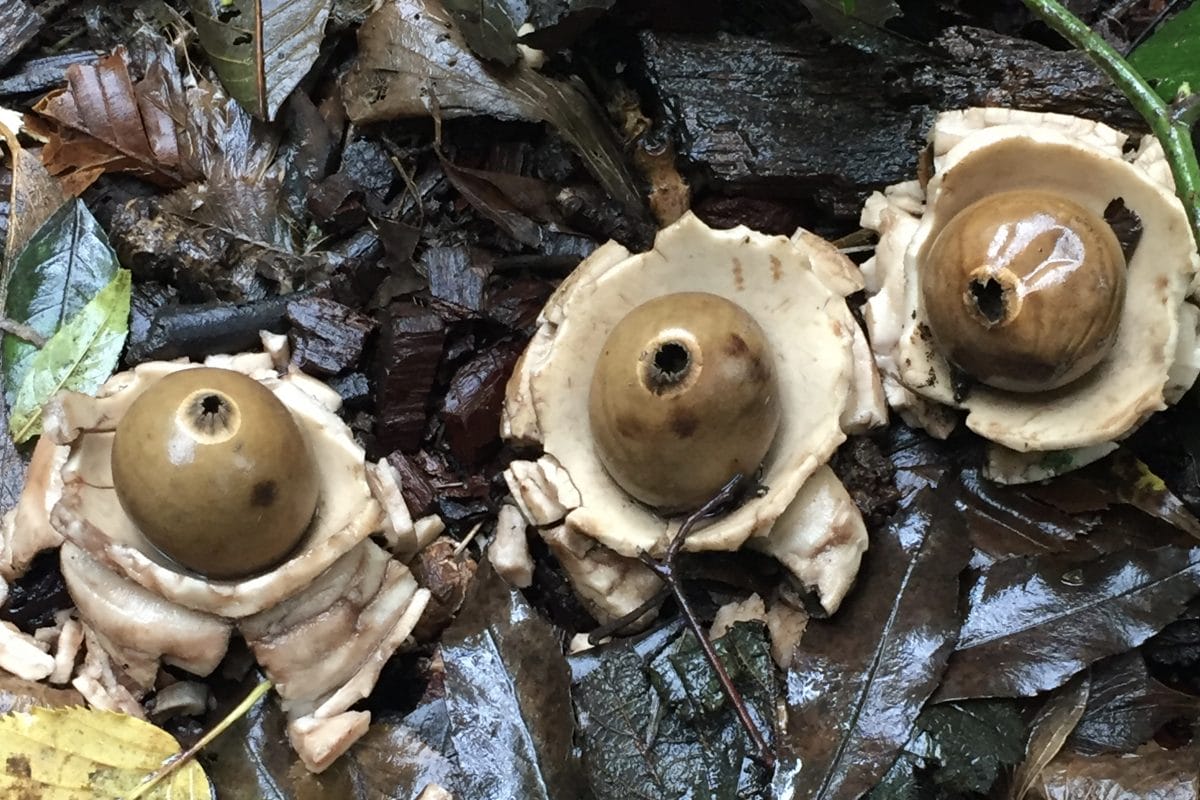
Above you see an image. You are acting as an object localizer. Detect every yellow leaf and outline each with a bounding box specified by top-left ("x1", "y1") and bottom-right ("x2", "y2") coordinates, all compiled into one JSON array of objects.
[{"x1": 0, "y1": 706, "x2": 211, "y2": 799}]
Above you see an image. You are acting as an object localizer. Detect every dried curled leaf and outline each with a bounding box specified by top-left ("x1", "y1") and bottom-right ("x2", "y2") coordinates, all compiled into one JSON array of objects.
[
  {"x1": 188, "y1": 0, "x2": 334, "y2": 121},
  {"x1": 31, "y1": 47, "x2": 198, "y2": 193},
  {"x1": 1010, "y1": 674, "x2": 1091, "y2": 800},
  {"x1": 0, "y1": 706, "x2": 211, "y2": 798}
]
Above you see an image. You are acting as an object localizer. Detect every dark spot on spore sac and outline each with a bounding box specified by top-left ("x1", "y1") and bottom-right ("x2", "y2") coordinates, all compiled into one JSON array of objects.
[
  {"x1": 6, "y1": 755, "x2": 31, "y2": 778},
  {"x1": 616, "y1": 414, "x2": 644, "y2": 439},
  {"x1": 725, "y1": 333, "x2": 749, "y2": 357},
  {"x1": 670, "y1": 410, "x2": 699, "y2": 439},
  {"x1": 251, "y1": 480, "x2": 277, "y2": 507}
]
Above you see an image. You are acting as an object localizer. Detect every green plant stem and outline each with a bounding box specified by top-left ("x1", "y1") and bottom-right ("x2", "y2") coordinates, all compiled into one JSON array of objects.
[
  {"x1": 1023, "y1": 0, "x2": 1200, "y2": 250},
  {"x1": 127, "y1": 679, "x2": 273, "y2": 799}
]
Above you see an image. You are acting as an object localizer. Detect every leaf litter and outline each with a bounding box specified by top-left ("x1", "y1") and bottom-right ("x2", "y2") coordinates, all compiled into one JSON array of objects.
[{"x1": 4, "y1": 1, "x2": 1200, "y2": 798}]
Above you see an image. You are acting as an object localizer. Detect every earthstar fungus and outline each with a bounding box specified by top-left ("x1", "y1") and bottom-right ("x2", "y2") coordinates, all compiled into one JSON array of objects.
[
  {"x1": 501, "y1": 212, "x2": 886, "y2": 624},
  {"x1": 0, "y1": 337, "x2": 438, "y2": 772},
  {"x1": 861, "y1": 108, "x2": 1200, "y2": 482}
]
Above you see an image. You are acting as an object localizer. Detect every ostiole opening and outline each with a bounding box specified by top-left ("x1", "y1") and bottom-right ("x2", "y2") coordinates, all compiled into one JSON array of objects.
[
  {"x1": 966, "y1": 271, "x2": 1019, "y2": 329},
  {"x1": 184, "y1": 390, "x2": 239, "y2": 440},
  {"x1": 643, "y1": 340, "x2": 693, "y2": 394}
]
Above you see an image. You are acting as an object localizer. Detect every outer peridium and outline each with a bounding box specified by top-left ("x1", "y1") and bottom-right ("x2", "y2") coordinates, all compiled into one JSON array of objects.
[
  {"x1": 0, "y1": 337, "x2": 441, "y2": 772},
  {"x1": 501, "y1": 212, "x2": 886, "y2": 623},
  {"x1": 862, "y1": 108, "x2": 1200, "y2": 483}
]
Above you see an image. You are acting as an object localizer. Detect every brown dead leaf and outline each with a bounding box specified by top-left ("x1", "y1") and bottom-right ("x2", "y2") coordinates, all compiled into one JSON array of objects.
[
  {"x1": 32, "y1": 46, "x2": 199, "y2": 193},
  {"x1": 1032, "y1": 746, "x2": 1200, "y2": 800},
  {"x1": 0, "y1": 113, "x2": 66, "y2": 275}
]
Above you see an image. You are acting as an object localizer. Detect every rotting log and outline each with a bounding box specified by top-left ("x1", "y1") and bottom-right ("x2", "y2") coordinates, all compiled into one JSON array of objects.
[{"x1": 639, "y1": 24, "x2": 1139, "y2": 223}]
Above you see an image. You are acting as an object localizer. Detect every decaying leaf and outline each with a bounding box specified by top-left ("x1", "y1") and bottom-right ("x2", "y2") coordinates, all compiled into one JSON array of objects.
[
  {"x1": 1031, "y1": 745, "x2": 1200, "y2": 800},
  {"x1": 1130, "y1": 1, "x2": 1200, "y2": 102},
  {"x1": 441, "y1": 562, "x2": 587, "y2": 800},
  {"x1": 1010, "y1": 674, "x2": 1091, "y2": 800},
  {"x1": 572, "y1": 620, "x2": 777, "y2": 800},
  {"x1": 188, "y1": 0, "x2": 334, "y2": 121},
  {"x1": 0, "y1": 675, "x2": 84, "y2": 715},
  {"x1": 203, "y1": 684, "x2": 461, "y2": 800},
  {"x1": 9, "y1": 269, "x2": 131, "y2": 442},
  {"x1": 442, "y1": 0, "x2": 521, "y2": 66},
  {"x1": 0, "y1": 107, "x2": 66, "y2": 274},
  {"x1": 0, "y1": 705, "x2": 211, "y2": 798},
  {"x1": 2, "y1": 199, "x2": 119, "y2": 407},
  {"x1": 778, "y1": 487, "x2": 971, "y2": 800},
  {"x1": 1069, "y1": 651, "x2": 1200, "y2": 756},
  {"x1": 342, "y1": 0, "x2": 643, "y2": 215},
  {"x1": 31, "y1": 46, "x2": 199, "y2": 194},
  {"x1": 937, "y1": 547, "x2": 1200, "y2": 701}
]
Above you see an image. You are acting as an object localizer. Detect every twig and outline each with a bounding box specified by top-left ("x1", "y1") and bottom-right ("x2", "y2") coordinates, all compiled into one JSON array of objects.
[
  {"x1": 587, "y1": 586, "x2": 671, "y2": 644},
  {"x1": 0, "y1": 318, "x2": 46, "y2": 347},
  {"x1": 1022, "y1": 0, "x2": 1200, "y2": 250},
  {"x1": 636, "y1": 474, "x2": 777, "y2": 770},
  {"x1": 127, "y1": 679, "x2": 273, "y2": 799}
]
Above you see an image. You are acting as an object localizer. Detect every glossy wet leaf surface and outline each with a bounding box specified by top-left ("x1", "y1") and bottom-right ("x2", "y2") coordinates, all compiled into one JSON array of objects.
[
  {"x1": 571, "y1": 619, "x2": 776, "y2": 800},
  {"x1": 2, "y1": 198, "x2": 118, "y2": 407},
  {"x1": 203, "y1": 683, "x2": 461, "y2": 800},
  {"x1": 1069, "y1": 651, "x2": 1200, "y2": 755},
  {"x1": 937, "y1": 546, "x2": 1200, "y2": 700},
  {"x1": 441, "y1": 563, "x2": 586, "y2": 800},
  {"x1": 777, "y1": 487, "x2": 971, "y2": 800}
]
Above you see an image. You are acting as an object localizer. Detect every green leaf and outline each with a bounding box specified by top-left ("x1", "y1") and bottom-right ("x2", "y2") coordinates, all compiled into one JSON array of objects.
[
  {"x1": 1130, "y1": 2, "x2": 1200, "y2": 102},
  {"x1": 9, "y1": 269, "x2": 131, "y2": 442},
  {"x1": 571, "y1": 621, "x2": 777, "y2": 800},
  {"x1": 800, "y1": 0, "x2": 903, "y2": 54},
  {"x1": 917, "y1": 701, "x2": 1026, "y2": 793},
  {"x1": 2, "y1": 199, "x2": 119, "y2": 407},
  {"x1": 187, "y1": 0, "x2": 334, "y2": 120}
]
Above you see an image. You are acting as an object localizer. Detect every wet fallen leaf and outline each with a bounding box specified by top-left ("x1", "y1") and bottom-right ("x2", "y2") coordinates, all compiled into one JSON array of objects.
[
  {"x1": 1010, "y1": 674, "x2": 1091, "y2": 800},
  {"x1": 571, "y1": 620, "x2": 776, "y2": 800},
  {"x1": 777, "y1": 487, "x2": 971, "y2": 800},
  {"x1": 9, "y1": 269, "x2": 130, "y2": 442},
  {"x1": 0, "y1": 705, "x2": 211, "y2": 798},
  {"x1": 443, "y1": 0, "x2": 521, "y2": 65},
  {"x1": 916, "y1": 700, "x2": 1026, "y2": 793},
  {"x1": 204, "y1": 684, "x2": 461, "y2": 800},
  {"x1": 1031, "y1": 746, "x2": 1200, "y2": 800},
  {"x1": 441, "y1": 562, "x2": 587, "y2": 800},
  {"x1": 31, "y1": 46, "x2": 198, "y2": 193},
  {"x1": 342, "y1": 0, "x2": 643, "y2": 215},
  {"x1": 2, "y1": 199, "x2": 119, "y2": 407},
  {"x1": 937, "y1": 546, "x2": 1200, "y2": 701},
  {"x1": 0, "y1": 107, "x2": 66, "y2": 270},
  {"x1": 188, "y1": 0, "x2": 334, "y2": 121},
  {"x1": 1069, "y1": 651, "x2": 1200, "y2": 755}
]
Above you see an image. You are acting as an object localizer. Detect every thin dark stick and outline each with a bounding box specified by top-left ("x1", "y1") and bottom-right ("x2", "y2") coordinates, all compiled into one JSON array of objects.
[
  {"x1": 588, "y1": 586, "x2": 671, "y2": 644},
  {"x1": 637, "y1": 474, "x2": 777, "y2": 770},
  {"x1": 0, "y1": 319, "x2": 46, "y2": 347}
]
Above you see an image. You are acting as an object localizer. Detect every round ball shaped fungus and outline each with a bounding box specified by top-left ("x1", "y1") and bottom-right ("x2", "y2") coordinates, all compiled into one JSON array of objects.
[
  {"x1": 921, "y1": 189, "x2": 1126, "y2": 392},
  {"x1": 110, "y1": 367, "x2": 320, "y2": 579},
  {"x1": 588, "y1": 292, "x2": 781, "y2": 512}
]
